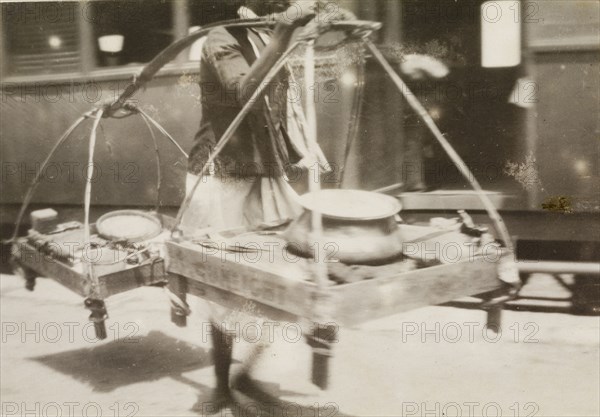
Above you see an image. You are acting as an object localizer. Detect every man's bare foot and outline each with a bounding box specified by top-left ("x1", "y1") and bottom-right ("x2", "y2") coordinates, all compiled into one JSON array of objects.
[
  {"x1": 232, "y1": 372, "x2": 277, "y2": 404},
  {"x1": 192, "y1": 388, "x2": 234, "y2": 415}
]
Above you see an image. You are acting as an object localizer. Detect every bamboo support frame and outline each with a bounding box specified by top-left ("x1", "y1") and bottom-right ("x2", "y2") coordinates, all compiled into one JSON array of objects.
[{"x1": 83, "y1": 109, "x2": 104, "y2": 292}]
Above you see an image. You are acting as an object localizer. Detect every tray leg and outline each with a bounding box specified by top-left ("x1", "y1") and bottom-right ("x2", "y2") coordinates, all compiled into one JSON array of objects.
[
  {"x1": 480, "y1": 286, "x2": 514, "y2": 332},
  {"x1": 84, "y1": 298, "x2": 108, "y2": 340},
  {"x1": 11, "y1": 260, "x2": 37, "y2": 291},
  {"x1": 572, "y1": 274, "x2": 600, "y2": 315},
  {"x1": 485, "y1": 304, "x2": 503, "y2": 330},
  {"x1": 306, "y1": 323, "x2": 337, "y2": 390},
  {"x1": 168, "y1": 274, "x2": 189, "y2": 327}
]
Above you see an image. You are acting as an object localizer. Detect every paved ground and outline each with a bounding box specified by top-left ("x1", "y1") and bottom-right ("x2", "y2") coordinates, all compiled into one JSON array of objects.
[{"x1": 1, "y1": 273, "x2": 599, "y2": 417}]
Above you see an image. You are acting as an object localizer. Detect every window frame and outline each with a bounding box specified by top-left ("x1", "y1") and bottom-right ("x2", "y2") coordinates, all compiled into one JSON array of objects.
[
  {"x1": 1, "y1": 0, "x2": 360, "y2": 85},
  {"x1": 1, "y1": 0, "x2": 195, "y2": 84}
]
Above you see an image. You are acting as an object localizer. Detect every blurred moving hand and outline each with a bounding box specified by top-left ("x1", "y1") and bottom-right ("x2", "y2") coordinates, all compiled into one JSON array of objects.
[
  {"x1": 297, "y1": 2, "x2": 357, "y2": 41},
  {"x1": 400, "y1": 54, "x2": 450, "y2": 80},
  {"x1": 273, "y1": 1, "x2": 317, "y2": 28}
]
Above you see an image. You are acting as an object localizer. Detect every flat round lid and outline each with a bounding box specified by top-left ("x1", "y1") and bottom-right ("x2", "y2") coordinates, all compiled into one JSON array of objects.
[
  {"x1": 97, "y1": 210, "x2": 162, "y2": 242},
  {"x1": 298, "y1": 189, "x2": 401, "y2": 220}
]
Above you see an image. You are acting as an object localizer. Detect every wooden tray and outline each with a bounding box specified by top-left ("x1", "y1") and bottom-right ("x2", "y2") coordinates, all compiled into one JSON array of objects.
[
  {"x1": 12, "y1": 239, "x2": 166, "y2": 299},
  {"x1": 11, "y1": 214, "x2": 173, "y2": 300},
  {"x1": 166, "y1": 224, "x2": 507, "y2": 326}
]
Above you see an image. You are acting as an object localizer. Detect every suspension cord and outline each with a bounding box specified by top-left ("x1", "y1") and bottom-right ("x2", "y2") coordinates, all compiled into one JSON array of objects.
[
  {"x1": 365, "y1": 40, "x2": 514, "y2": 252},
  {"x1": 304, "y1": 40, "x2": 329, "y2": 292},
  {"x1": 339, "y1": 46, "x2": 366, "y2": 187},
  {"x1": 83, "y1": 109, "x2": 104, "y2": 293},
  {"x1": 8, "y1": 113, "x2": 92, "y2": 243},
  {"x1": 135, "y1": 107, "x2": 189, "y2": 159},
  {"x1": 138, "y1": 112, "x2": 163, "y2": 212}
]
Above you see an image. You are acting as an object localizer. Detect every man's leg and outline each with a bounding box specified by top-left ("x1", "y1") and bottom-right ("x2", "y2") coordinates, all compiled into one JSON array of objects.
[
  {"x1": 231, "y1": 336, "x2": 275, "y2": 403},
  {"x1": 209, "y1": 322, "x2": 234, "y2": 410}
]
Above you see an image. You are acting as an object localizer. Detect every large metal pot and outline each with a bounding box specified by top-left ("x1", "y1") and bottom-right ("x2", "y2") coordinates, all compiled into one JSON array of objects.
[{"x1": 283, "y1": 189, "x2": 403, "y2": 265}]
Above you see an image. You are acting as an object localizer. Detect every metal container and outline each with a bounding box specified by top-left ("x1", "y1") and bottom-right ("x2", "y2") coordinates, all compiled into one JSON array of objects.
[{"x1": 283, "y1": 189, "x2": 403, "y2": 264}]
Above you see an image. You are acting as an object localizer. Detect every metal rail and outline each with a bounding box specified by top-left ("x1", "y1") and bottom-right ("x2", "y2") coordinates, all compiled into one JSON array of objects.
[{"x1": 518, "y1": 261, "x2": 600, "y2": 275}]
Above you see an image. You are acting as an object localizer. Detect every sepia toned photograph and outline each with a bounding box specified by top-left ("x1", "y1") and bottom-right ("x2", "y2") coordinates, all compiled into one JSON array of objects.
[{"x1": 1, "y1": 1, "x2": 598, "y2": 416}]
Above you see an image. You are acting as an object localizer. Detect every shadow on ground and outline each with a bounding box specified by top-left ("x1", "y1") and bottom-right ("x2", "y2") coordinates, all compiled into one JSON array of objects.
[
  {"x1": 29, "y1": 330, "x2": 352, "y2": 416},
  {"x1": 30, "y1": 330, "x2": 211, "y2": 392},
  {"x1": 188, "y1": 374, "x2": 356, "y2": 417}
]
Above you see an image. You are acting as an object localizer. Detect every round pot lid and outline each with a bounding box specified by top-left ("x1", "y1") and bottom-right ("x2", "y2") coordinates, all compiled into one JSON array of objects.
[{"x1": 298, "y1": 189, "x2": 401, "y2": 221}]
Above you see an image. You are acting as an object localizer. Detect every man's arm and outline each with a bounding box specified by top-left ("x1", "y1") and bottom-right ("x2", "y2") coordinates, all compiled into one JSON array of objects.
[
  {"x1": 202, "y1": 24, "x2": 300, "y2": 108},
  {"x1": 236, "y1": 3, "x2": 319, "y2": 103},
  {"x1": 203, "y1": 3, "x2": 317, "y2": 106},
  {"x1": 236, "y1": 23, "x2": 298, "y2": 103}
]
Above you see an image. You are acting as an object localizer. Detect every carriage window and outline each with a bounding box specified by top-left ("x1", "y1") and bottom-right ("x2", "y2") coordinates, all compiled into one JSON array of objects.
[
  {"x1": 2, "y1": 1, "x2": 81, "y2": 76},
  {"x1": 188, "y1": 0, "x2": 243, "y2": 26},
  {"x1": 1, "y1": 0, "x2": 244, "y2": 77},
  {"x1": 88, "y1": 0, "x2": 174, "y2": 68}
]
